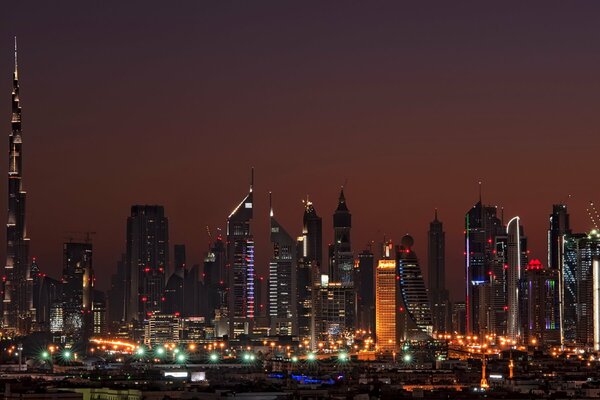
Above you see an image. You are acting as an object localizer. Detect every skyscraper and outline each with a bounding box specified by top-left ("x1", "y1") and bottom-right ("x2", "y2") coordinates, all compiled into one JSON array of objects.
[
  {"x1": 227, "y1": 173, "x2": 255, "y2": 337},
  {"x1": 397, "y1": 235, "x2": 433, "y2": 340},
  {"x1": 465, "y1": 196, "x2": 504, "y2": 336},
  {"x1": 126, "y1": 205, "x2": 169, "y2": 322},
  {"x1": 268, "y1": 193, "x2": 297, "y2": 336},
  {"x1": 376, "y1": 243, "x2": 396, "y2": 352},
  {"x1": 427, "y1": 210, "x2": 449, "y2": 335},
  {"x1": 526, "y1": 259, "x2": 559, "y2": 344},
  {"x1": 356, "y1": 247, "x2": 375, "y2": 334},
  {"x1": 297, "y1": 199, "x2": 322, "y2": 343},
  {"x1": 3, "y1": 38, "x2": 34, "y2": 334},
  {"x1": 62, "y1": 242, "x2": 94, "y2": 343},
  {"x1": 329, "y1": 189, "x2": 353, "y2": 284},
  {"x1": 548, "y1": 204, "x2": 570, "y2": 345},
  {"x1": 506, "y1": 217, "x2": 524, "y2": 342},
  {"x1": 204, "y1": 232, "x2": 226, "y2": 320}
]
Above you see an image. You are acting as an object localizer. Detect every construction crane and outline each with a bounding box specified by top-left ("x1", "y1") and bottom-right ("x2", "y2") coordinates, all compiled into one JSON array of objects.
[{"x1": 587, "y1": 201, "x2": 600, "y2": 230}]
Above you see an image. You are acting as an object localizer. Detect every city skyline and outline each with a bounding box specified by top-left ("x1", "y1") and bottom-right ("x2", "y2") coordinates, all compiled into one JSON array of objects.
[{"x1": 3, "y1": 2, "x2": 600, "y2": 302}]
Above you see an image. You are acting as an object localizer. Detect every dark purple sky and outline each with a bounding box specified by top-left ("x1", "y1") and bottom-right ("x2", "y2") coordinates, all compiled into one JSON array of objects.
[{"x1": 2, "y1": 2, "x2": 600, "y2": 300}]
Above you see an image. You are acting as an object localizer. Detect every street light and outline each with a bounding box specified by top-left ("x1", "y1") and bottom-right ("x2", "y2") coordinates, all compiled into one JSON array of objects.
[
  {"x1": 176, "y1": 353, "x2": 186, "y2": 363},
  {"x1": 338, "y1": 352, "x2": 348, "y2": 362},
  {"x1": 209, "y1": 352, "x2": 219, "y2": 362},
  {"x1": 307, "y1": 352, "x2": 316, "y2": 361}
]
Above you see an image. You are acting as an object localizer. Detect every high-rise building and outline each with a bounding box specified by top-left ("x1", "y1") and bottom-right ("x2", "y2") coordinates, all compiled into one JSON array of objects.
[
  {"x1": 526, "y1": 259, "x2": 559, "y2": 344},
  {"x1": 204, "y1": 233, "x2": 226, "y2": 320},
  {"x1": 126, "y1": 205, "x2": 169, "y2": 322},
  {"x1": 107, "y1": 254, "x2": 127, "y2": 327},
  {"x1": 548, "y1": 204, "x2": 570, "y2": 345},
  {"x1": 397, "y1": 235, "x2": 433, "y2": 340},
  {"x1": 356, "y1": 247, "x2": 375, "y2": 335},
  {"x1": 329, "y1": 189, "x2": 353, "y2": 284},
  {"x1": 227, "y1": 173, "x2": 255, "y2": 337},
  {"x1": 3, "y1": 38, "x2": 34, "y2": 334},
  {"x1": 62, "y1": 242, "x2": 94, "y2": 343},
  {"x1": 427, "y1": 210, "x2": 449, "y2": 335},
  {"x1": 563, "y1": 230, "x2": 600, "y2": 345},
  {"x1": 376, "y1": 257, "x2": 396, "y2": 352},
  {"x1": 268, "y1": 194, "x2": 297, "y2": 336},
  {"x1": 506, "y1": 217, "x2": 525, "y2": 342},
  {"x1": 465, "y1": 197, "x2": 504, "y2": 336},
  {"x1": 296, "y1": 198, "x2": 323, "y2": 342},
  {"x1": 313, "y1": 275, "x2": 355, "y2": 342}
]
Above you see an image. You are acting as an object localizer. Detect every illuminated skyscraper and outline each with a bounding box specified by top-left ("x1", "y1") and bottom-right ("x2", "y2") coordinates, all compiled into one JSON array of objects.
[
  {"x1": 204, "y1": 232, "x2": 226, "y2": 319},
  {"x1": 3, "y1": 38, "x2": 34, "y2": 334},
  {"x1": 297, "y1": 198, "x2": 323, "y2": 342},
  {"x1": 548, "y1": 204, "x2": 570, "y2": 345},
  {"x1": 376, "y1": 257, "x2": 396, "y2": 352},
  {"x1": 506, "y1": 217, "x2": 524, "y2": 342},
  {"x1": 526, "y1": 259, "x2": 559, "y2": 344},
  {"x1": 329, "y1": 189, "x2": 353, "y2": 284},
  {"x1": 465, "y1": 196, "x2": 504, "y2": 336},
  {"x1": 227, "y1": 172, "x2": 255, "y2": 337},
  {"x1": 62, "y1": 242, "x2": 94, "y2": 343},
  {"x1": 126, "y1": 205, "x2": 169, "y2": 322},
  {"x1": 268, "y1": 193, "x2": 297, "y2": 335},
  {"x1": 427, "y1": 210, "x2": 449, "y2": 334},
  {"x1": 397, "y1": 235, "x2": 433, "y2": 339}
]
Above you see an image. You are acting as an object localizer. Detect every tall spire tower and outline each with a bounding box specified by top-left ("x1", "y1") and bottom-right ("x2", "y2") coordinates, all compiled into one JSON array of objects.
[{"x1": 3, "y1": 37, "x2": 34, "y2": 334}]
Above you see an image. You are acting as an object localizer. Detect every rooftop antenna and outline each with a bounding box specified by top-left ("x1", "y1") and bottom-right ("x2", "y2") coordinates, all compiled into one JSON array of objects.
[
  {"x1": 478, "y1": 180, "x2": 482, "y2": 203},
  {"x1": 269, "y1": 191, "x2": 273, "y2": 217},
  {"x1": 14, "y1": 36, "x2": 18, "y2": 77},
  {"x1": 250, "y1": 167, "x2": 254, "y2": 192}
]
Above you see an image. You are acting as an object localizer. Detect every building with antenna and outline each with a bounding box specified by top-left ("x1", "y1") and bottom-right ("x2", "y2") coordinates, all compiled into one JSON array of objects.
[
  {"x1": 428, "y1": 210, "x2": 449, "y2": 335},
  {"x1": 227, "y1": 170, "x2": 255, "y2": 337},
  {"x1": 3, "y1": 38, "x2": 35, "y2": 335}
]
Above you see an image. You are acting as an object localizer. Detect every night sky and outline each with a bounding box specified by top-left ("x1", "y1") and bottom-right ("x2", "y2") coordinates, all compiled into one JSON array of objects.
[{"x1": 2, "y1": 2, "x2": 600, "y2": 301}]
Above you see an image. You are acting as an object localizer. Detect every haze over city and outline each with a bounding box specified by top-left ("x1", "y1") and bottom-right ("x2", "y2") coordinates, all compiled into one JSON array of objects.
[{"x1": 2, "y1": 2, "x2": 599, "y2": 301}]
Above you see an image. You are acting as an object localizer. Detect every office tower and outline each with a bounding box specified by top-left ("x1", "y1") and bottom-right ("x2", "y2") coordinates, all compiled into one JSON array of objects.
[
  {"x1": 62, "y1": 242, "x2": 94, "y2": 343},
  {"x1": 313, "y1": 275, "x2": 355, "y2": 341},
  {"x1": 227, "y1": 173, "x2": 255, "y2": 337},
  {"x1": 107, "y1": 254, "x2": 127, "y2": 326},
  {"x1": 329, "y1": 189, "x2": 353, "y2": 284},
  {"x1": 163, "y1": 268, "x2": 185, "y2": 315},
  {"x1": 356, "y1": 247, "x2": 375, "y2": 334},
  {"x1": 428, "y1": 210, "x2": 450, "y2": 335},
  {"x1": 526, "y1": 259, "x2": 559, "y2": 344},
  {"x1": 302, "y1": 197, "x2": 323, "y2": 268},
  {"x1": 297, "y1": 198, "x2": 323, "y2": 343},
  {"x1": 268, "y1": 194, "x2": 298, "y2": 336},
  {"x1": 174, "y1": 245, "x2": 186, "y2": 270},
  {"x1": 548, "y1": 204, "x2": 570, "y2": 345},
  {"x1": 465, "y1": 196, "x2": 504, "y2": 336},
  {"x1": 506, "y1": 217, "x2": 524, "y2": 342},
  {"x1": 396, "y1": 235, "x2": 433, "y2": 340},
  {"x1": 31, "y1": 259, "x2": 62, "y2": 332},
  {"x1": 255, "y1": 275, "x2": 266, "y2": 317},
  {"x1": 126, "y1": 205, "x2": 169, "y2": 322},
  {"x1": 593, "y1": 258, "x2": 600, "y2": 351},
  {"x1": 3, "y1": 38, "x2": 34, "y2": 334},
  {"x1": 186, "y1": 264, "x2": 203, "y2": 317},
  {"x1": 92, "y1": 289, "x2": 107, "y2": 336},
  {"x1": 563, "y1": 230, "x2": 600, "y2": 345},
  {"x1": 376, "y1": 255, "x2": 396, "y2": 352},
  {"x1": 144, "y1": 313, "x2": 180, "y2": 347},
  {"x1": 452, "y1": 302, "x2": 467, "y2": 335},
  {"x1": 204, "y1": 232, "x2": 226, "y2": 320}
]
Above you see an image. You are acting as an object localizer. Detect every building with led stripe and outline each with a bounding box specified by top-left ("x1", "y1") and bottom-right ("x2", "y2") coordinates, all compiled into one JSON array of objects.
[{"x1": 227, "y1": 172, "x2": 255, "y2": 337}]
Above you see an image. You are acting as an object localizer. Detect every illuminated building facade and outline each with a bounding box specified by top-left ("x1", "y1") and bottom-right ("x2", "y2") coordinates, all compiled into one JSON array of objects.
[
  {"x1": 506, "y1": 217, "x2": 524, "y2": 342},
  {"x1": 427, "y1": 210, "x2": 449, "y2": 334},
  {"x1": 314, "y1": 275, "x2": 355, "y2": 341},
  {"x1": 548, "y1": 204, "x2": 570, "y2": 345},
  {"x1": 329, "y1": 189, "x2": 353, "y2": 284},
  {"x1": 297, "y1": 199, "x2": 323, "y2": 342},
  {"x1": 396, "y1": 235, "x2": 433, "y2": 339},
  {"x1": 144, "y1": 313, "x2": 180, "y2": 347},
  {"x1": 3, "y1": 38, "x2": 34, "y2": 334},
  {"x1": 526, "y1": 259, "x2": 559, "y2": 344},
  {"x1": 126, "y1": 205, "x2": 169, "y2": 322},
  {"x1": 464, "y1": 198, "x2": 504, "y2": 336},
  {"x1": 227, "y1": 174, "x2": 255, "y2": 337},
  {"x1": 376, "y1": 259, "x2": 396, "y2": 352},
  {"x1": 268, "y1": 194, "x2": 297, "y2": 336}
]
